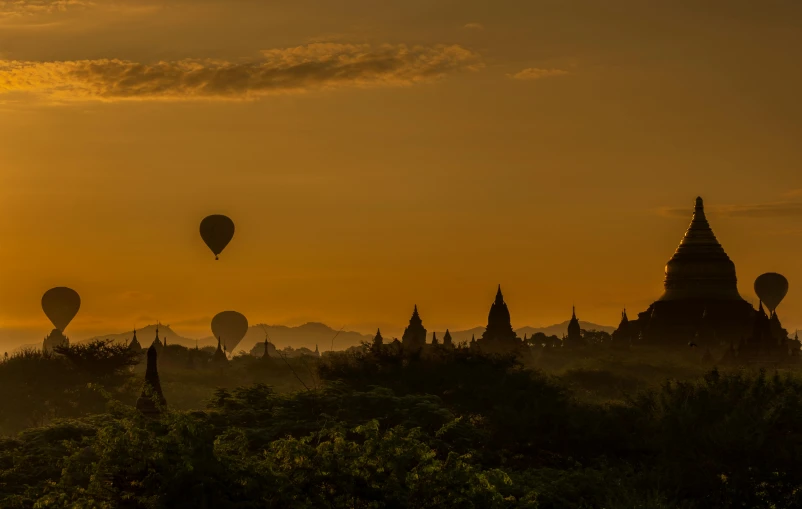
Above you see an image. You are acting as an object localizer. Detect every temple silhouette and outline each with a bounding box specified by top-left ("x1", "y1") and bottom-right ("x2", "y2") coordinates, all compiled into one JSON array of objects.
[
  {"x1": 402, "y1": 305, "x2": 427, "y2": 351},
  {"x1": 136, "y1": 344, "x2": 166, "y2": 418},
  {"x1": 562, "y1": 307, "x2": 585, "y2": 348},
  {"x1": 621, "y1": 197, "x2": 791, "y2": 352},
  {"x1": 476, "y1": 286, "x2": 524, "y2": 354}
]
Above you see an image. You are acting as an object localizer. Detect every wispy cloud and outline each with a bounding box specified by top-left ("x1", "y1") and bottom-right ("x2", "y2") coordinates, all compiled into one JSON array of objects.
[
  {"x1": 0, "y1": 0, "x2": 93, "y2": 18},
  {"x1": 463, "y1": 22, "x2": 484, "y2": 30},
  {"x1": 508, "y1": 67, "x2": 569, "y2": 81},
  {"x1": 658, "y1": 201, "x2": 802, "y2": 219},
  {"x1": 0, "y1": 43, "x2": 483, "y2": 101}
]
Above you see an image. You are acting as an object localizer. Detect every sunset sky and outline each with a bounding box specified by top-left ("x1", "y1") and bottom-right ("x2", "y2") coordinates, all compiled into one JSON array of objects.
[{"x1": 1, "y1": 0, "x2": 802, "y2": 350}]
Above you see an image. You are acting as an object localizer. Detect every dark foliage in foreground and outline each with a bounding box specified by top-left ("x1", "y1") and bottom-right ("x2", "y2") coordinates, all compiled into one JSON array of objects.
[{"x1": 1, "y1": 347, "x2": 801, "y2": 508}]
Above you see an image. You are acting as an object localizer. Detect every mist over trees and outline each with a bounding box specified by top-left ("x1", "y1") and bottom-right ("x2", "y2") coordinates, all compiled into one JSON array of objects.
[{"x1": 2, "y1": 335, "x2": 802, "y2": 507}]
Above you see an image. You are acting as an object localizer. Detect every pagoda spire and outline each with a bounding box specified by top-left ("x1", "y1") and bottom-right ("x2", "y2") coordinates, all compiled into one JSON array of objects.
[
  {"x1": 443, "y1": 329, "x2": 453, "y2": 347},
  {"x1": 136, "y1": 345, "x2": 166, "y2": 418},
  {"x1": 213, "y1": 336, "x2": 228, "y2": 365},
  {"x1": 402, "y1": 305, "x2": 427, "y2": 351},
  {"x1": 566, "y1": 306, "x2": 583, "y2": 347},
  {"x1": 661, "y1": 196, "x2": 742, "y2": 301},
  {"x1": 128, "y1": 329, "x2": 142, "y2": 351},
  {"x1": 372, "y1": 328, "x2": 384, "y2": 350},
  {"x1": 495, "y1": 285, "x2": 504, "y2": 305}
]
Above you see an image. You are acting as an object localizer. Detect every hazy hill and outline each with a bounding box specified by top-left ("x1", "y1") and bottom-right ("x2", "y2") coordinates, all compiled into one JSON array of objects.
[
  {"x1": 85, "y1": 322, "x2": 373, "y2": 353},
  {"x1": 77, "y1": 320, "x2": 615, "y2": 352},
  {"x1": 203, "y1": 322, "x2": 373, "y2": 353}
]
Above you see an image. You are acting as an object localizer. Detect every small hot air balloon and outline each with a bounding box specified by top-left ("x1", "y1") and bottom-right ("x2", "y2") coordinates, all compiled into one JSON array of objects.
[
  {"x1": 200, "y1": 215, "x2": 235, "y2": 260},
  {"x1": 42, "y1": 287, "x2": 81, "y2": 332},
  {"x1": 754, "y1": 273, "x2": 789, "y2": 314},
  {"x1": 211, "y1": 311, "x2": 249, "y2": 353}
]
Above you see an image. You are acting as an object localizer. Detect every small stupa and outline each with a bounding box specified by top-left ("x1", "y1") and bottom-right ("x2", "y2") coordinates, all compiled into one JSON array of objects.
[
  {"x1": 128, "y1": 329, "x2": 142, "y2": 352},
  {"x1": 212, "y1": 337, "x2": 228, "y2": 366}
]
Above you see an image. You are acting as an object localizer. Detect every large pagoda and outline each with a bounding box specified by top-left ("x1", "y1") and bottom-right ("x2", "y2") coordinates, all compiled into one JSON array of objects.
[{"x1": 627, "y1": 197, "x2": 770, "y2": 347}]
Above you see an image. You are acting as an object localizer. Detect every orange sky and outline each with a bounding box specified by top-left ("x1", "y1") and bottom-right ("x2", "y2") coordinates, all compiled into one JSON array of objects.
[{"x1": 1, "y1": 0, "x2": 802, "y2": 349}]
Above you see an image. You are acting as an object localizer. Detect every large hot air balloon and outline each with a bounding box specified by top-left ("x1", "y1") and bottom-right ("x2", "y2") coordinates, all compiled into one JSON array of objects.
[
  {"x1": 200, "y1": 215, "x2": 235, "y2": 260},
  {"x1": 754, "y1": 273, "x2": 789, "y2": 314},
  {"x1": 42, "y1": 287, "x2": 81, "y2": 332},
  {"x1": 211, "y1": 311, "x2": 249, "y2": 353}
]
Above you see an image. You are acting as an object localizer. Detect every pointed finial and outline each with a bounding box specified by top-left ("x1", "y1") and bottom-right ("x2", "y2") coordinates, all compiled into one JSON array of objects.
[
  {"x1": 696, "y1": 196, "x2": 704, "y2": 209},
  {"x1": 572, "y1": 305, "x2": 576, "y2": 319}
]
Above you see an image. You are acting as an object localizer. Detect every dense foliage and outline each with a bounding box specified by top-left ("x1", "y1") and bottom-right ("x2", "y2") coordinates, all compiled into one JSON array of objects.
[{"x1": 1, "y1": 344, "x2": 802, "y2": 508}]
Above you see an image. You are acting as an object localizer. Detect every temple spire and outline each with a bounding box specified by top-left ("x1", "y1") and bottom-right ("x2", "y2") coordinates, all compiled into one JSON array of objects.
[
  {"x1": 136, "y1": 345, "x2": 166, "y2": 418},
  {"x1": 661, "y1": 196, "x2": 742, "y2": 301},
  {"x1": 480, "y1": 284, "x2": 519, "y2": 351},
  {"x1": 402, "y1": 305, "x2": 427, "y2": 350},
  {"x1": 128, "y1": 329, "x2": 142, "y2": 352},
  {"x1": 213, "y1": 336, "x2": 228, "y2": 365}
]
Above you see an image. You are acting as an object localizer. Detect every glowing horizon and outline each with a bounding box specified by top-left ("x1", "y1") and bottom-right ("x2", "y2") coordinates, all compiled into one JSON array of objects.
[{"x1": 2, "y1": 0, "x2": 801, "y2": 351}]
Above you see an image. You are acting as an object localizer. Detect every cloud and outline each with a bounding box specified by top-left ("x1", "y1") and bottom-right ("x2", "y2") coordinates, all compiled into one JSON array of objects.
[
  {"x1": 463, "y1": 22, "x2": 484, "y2": 30},
  {"x1": 0, "y1": 0, "x2": 93, "y2": 18},
  {"x1": 0, "y1": 43, "x2": 483, "y2": 101},
  {"x1": 658, "y1": 201, "x2": 802, "y2": 219},
  {"x1": 508, "y1": 67, "x2": 569, "y2": 80}
]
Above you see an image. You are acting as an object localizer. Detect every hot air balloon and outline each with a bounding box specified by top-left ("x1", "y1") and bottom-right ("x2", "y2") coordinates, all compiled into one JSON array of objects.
[
  {"x1": 754, "y1": 273, "x2": 789, "y2": 314},
  {"x1": 42, "y1": 287, "x2": 81, "y2": 332},
  {"x1": 200, "y1": 215, "x2": 235, "y2": 260},
  {"x1": 211, "y1": 311, "x2": 248, "y2": 353}
]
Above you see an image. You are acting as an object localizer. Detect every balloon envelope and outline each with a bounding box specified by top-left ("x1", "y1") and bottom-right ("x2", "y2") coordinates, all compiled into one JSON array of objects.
[
  {"x1": 42, "y1": 287, "x2": 81, "y2": 332},
  {"x1": 200, "y1": 215, "x2": 235, "y2": 260},
  {"x1": 754, "y1": 273, "x2": 789, "y2": 313},
  {"x1": 211, "y1": 311, "x2": 249, "y2": 353}
]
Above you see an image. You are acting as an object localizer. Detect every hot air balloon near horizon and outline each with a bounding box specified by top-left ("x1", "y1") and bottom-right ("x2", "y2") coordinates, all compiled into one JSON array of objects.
[
  {"x1": 42, "y1": 287, "x2": 81, "y2": 332},
  {"x1": 211, "y1": 311, "x2": 249, "y2": 354},
  {"x1": 200, "y1": 214, "x2": 235, "y2": 260},
  {"x1": 754, "y1": 273, "x2": 789, "y2": 315}
]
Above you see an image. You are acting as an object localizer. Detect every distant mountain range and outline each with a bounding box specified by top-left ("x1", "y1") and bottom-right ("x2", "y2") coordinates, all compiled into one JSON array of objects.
[
  {"x1": 85, "y1": 323, "x2": 374, "y2": 353},
  {"x1": 83, "y1": 320, "x2": 615, "y2": 353}
]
